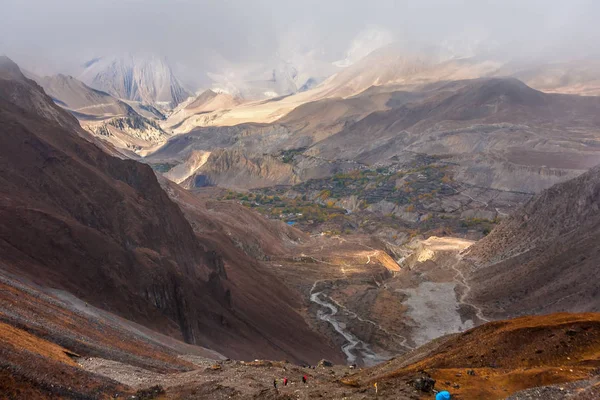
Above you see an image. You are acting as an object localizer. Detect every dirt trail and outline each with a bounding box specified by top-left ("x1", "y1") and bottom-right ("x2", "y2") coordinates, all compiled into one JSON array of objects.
[{"x1": 453, "y1": 253, "x2": 490, "y2": 323}]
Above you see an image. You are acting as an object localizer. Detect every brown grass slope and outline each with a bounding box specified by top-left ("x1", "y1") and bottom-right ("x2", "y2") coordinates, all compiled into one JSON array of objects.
[
  {"x1": 465, "y1": 164, "x2": 600, "y2": 318},
  {"x1": 0, "y1": 282, "x2": 182, "y2": 399},
  {"x1": 350, "y1": 313, "x2": 600, "y2": 399}
]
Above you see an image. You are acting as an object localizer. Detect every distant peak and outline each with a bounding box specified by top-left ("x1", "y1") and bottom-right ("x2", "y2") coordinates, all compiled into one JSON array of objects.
[
  {"x1": 0, "y1": 55, "x2": 19, "y2": 69},
  {"x1": 200, "y1": 89, "x2": 217, "y2": 96},
  {"x1": 0, "y1": 55, "x2": 26, "y2": 81}
]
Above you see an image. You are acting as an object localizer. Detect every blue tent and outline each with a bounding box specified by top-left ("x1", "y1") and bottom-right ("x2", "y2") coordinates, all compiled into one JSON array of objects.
[{"x1": 436, "y1": 391, "x2": 451, "y2": 400}]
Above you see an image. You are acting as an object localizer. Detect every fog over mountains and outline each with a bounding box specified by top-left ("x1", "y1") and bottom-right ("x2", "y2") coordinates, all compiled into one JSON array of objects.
[
  {"x1": 3, "y1": 1, "x2": 600, "y2": 399},
  {"x1": 3, "y1": 0, "x2": 600, "y2": 91}
]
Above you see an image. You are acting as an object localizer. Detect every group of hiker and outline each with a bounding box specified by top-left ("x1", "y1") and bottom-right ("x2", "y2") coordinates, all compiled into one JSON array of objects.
[{"x1": 273, "y1": 375, "x2": 308, "y2": 389}]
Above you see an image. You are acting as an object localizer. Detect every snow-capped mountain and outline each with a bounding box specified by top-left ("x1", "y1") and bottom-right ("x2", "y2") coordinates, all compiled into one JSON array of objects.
[
  {"x1": 79, "y1": 53, "x2": 191, "y2": 108},
  {"x1": 207, "y1": 57, "x2": 331, "y2": 99}
]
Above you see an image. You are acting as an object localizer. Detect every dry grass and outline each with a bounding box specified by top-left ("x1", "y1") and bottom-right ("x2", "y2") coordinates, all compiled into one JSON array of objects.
[
  {"x1": 0, "y1": 321, "x2": 78, "y2": 366},
  {"x1": 364, "y1": 313, "x2": 600, "y2": 400}
]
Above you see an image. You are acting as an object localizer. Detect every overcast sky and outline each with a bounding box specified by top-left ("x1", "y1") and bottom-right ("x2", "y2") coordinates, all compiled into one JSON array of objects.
[{"x1": 2, "y1": 0, "x2": 600, "y2": 76}]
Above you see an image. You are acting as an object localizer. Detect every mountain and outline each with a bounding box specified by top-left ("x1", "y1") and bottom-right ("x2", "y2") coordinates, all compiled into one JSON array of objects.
[
  {"x1": 464, "y1": 163, "x2": 600, "y2": 318},
  {"x1": 317, "y1": 44, "x2": 600, "y2": 100},
  {"x1": 153, "y1": 77, "x2": 600, "y2": 194},
  {"x1": 0, "y1": 57, "x2": 340, "y2": 365},
  {"x1": 159, "y1": 46, "x2": 600, "y2": 135},
  {"x1": 86, "y1": 114, "x2": 170, "y2": 155},
  {"x1": 311, "y1": 77, "x2": 600, "y2": 192},
  {"x1": 312, "y1": 44, "x2": 502, "y2": 99},
  {"x1": 79, "y1": 53, "x2": 191, "y2": 108},
  {"x1": 33, "y1": 73, "x2": 170, "y2": 153},
  {"x1": 4, "y1": 55, "x2": 600, "y2": 399},
  {"x1": 37, "y1": 73, "x2": 133, "y2": 118},
  {"x1": 161, "y1": 48, "x2": 498, "y2": 132},
  {"x1": 164, "y1": 89, "x2": 243, "y2": 130},
  {"x1": 502, "y1": 59, "x2": 600, "y2": 96},
  {"x1": 0, "y1": 56, "x2": 81, "y2": 130}
]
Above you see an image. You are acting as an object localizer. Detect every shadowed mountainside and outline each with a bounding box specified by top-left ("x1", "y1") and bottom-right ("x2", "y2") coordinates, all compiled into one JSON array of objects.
[
  {"x1": 0, "y1": 57, "x2": 341, "y2": 365},
  {"x1": 464, "y1": 163, "x2": 600, "y2": 318}
]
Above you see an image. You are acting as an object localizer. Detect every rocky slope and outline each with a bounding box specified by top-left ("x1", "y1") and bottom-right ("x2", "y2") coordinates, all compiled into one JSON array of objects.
[
  {"x1": 0, "y1": 269, "x2": 222, "y2": 399},
  {"x1": 0, "y1": 57, "x2": 340, "y2": 365},
  {"x1": 0, "y1": 56, "x2": 81, "y2": 131},
  {"x1": 180, "y1": 148, "x2": 300, "y2": 189},
  {"x1": 85, "y1": 114, "x2": 170, "y2": 154},
  {"x1": 464, "y1": 164, "x2": 600, "y2": 318}
]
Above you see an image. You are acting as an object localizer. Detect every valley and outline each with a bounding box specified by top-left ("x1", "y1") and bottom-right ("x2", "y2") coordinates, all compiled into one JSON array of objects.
[{"x1": 2, "y1": 6, "x2": 600, "y2": 396}]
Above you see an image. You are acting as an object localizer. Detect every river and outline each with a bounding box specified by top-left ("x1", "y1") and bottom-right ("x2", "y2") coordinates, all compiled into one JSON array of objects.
[{"x1": 309, "y1": 283, "x2": 389, "y2": 366}]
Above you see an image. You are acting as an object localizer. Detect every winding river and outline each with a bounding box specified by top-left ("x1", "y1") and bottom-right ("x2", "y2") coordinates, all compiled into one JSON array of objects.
[{"x1": 309, "y1": 283, "x2": 389, "y2": 366}]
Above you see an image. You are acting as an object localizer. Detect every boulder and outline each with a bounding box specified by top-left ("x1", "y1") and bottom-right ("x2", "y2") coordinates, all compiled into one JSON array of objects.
[
  {"x1": 317, "y1": 359, "x2": 334, "y2": 367},
  {"x1": 413, "y1": 376, "x2": 436, "y2": 392}
]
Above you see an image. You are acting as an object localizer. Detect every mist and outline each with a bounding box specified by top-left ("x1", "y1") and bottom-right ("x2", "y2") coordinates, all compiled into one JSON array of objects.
[{"x1": 2, "y1": 0, "x2": 599, "y2": 77}]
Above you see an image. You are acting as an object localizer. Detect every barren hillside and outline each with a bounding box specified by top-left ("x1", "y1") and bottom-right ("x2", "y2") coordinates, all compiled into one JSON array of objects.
[{"x1": 464, "y1": 164, "x2": 600, "y2": 318}]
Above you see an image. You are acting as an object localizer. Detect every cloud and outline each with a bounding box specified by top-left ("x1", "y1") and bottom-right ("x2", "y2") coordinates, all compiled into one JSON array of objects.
[
  {"x1": 334, "y1": 27, "x2": 394, "y2": 67},
  {"x1": 2, "y1": 0, "x2": 599, "y2": 77}
]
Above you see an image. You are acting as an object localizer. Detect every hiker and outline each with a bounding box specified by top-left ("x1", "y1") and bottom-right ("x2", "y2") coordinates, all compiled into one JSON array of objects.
[
  {"x1": 283, "y1": 377, "x2": 288, "y2": 386},
  {"x1": 273, "y1": 379, "x2": 277, "y2": 389},
  {"x1": 436, "y1": 391, "x2": 451, "y2": 400},
  {"x1": 302, "y1": 375, "x2": 307, "y2": 384}
]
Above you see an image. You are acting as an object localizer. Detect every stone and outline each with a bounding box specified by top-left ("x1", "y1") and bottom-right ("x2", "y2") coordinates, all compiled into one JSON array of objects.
[
  {"x1": 317, "y1": 359, "x2": 334, "y2": 367},
  {"x1": 413, "y1": 377, "x2": 436, "y2": 392}
]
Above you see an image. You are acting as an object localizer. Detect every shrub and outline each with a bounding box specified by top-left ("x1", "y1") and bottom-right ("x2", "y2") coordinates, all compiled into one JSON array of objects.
[
  {"x1": 319, "y1": 190, "x2": 332, "y2": 200},
  {"x1": 441, "y1": 174, "x2": 453, "y2": 184}
]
